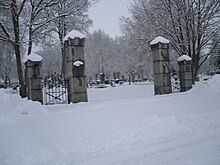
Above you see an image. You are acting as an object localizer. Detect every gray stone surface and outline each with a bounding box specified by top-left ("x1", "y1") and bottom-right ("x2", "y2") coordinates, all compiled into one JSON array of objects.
[
  {"x1": 151, "y1": 39, "x2": 172, "y2": 95},
  {"x1": 68, "y1": 93, "x2": 88, "y2": 103},
  {"x1": 179, "y1": 64, "x2": 192, "y2": 72},
  {"x1": 153, "y1": 61, "x2": 170, "y2": 74},
  {"x1": 179, "y1": 72, "x2": 192, "y2": 80},
  {"x1": 27, "y1": 79, "x2": 42, "y2": 90},
  {"x1": 64, "y1": 37, "x2": 88, "y2": 103},
  {"x1": 68, "y1": 77, "x2": 87, "y2": 93},
  {"x1": 178, "y1": 60, "x2": 192, "y2": 92},
  {"x1": 25, "y1": 60, "x2": 43, "y2": 104},
  {"x1": 152, "y1": 49, "x2": 170, "y2": 62},
  {"x1": 151, "y1": 42, "x2": 169, "y2": 51},
  {"x1": 28, "y1": 90, "x2": 43, "y2": 101}
]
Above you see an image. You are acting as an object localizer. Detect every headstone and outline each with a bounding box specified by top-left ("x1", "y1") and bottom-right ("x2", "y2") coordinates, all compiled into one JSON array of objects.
[
  {"x1": 25, "y1": 53, "x2": 43, "y2": 104},
  {"x1": 100, "y1": 73, "x2": 105, "y2": 83},
  {"x1": 178, "y1": 55, "x2": 193, "y2": 92},
  {"x1": 63, "y1": 30, "x2": 88, "y2": 103},
  {"x1": 150, "y1": 36, "x2": 172, "y2": 95}
]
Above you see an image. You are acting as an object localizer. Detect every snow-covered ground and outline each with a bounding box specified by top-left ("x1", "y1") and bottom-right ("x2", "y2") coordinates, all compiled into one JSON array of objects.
[{"x1": 0, "y1": 75, "x2": 220, "y2": 165}]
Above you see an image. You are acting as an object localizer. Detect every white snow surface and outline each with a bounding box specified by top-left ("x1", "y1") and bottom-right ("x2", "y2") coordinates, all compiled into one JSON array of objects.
[
  {"x1": 1, "y1": 75, "x2": 220, "y2": 165},
  {"x1": 24, "y1": 53, "x2": 43, "y2": 62},
  {"x1": 63, "y1": 30, "x2": 85, "y2": 42},
  {"x1": 0, "y1": 89, "x2": 47, "y2": 125},
  {"x1": 150, "y1": 36, "x2": 170, "y2": 45},
  {"x1": 74, "y1": 60, "x2": 84, "y2": 67},
  {"x1": 178, "y1": 55, "x2": 192, "y2": 62}
]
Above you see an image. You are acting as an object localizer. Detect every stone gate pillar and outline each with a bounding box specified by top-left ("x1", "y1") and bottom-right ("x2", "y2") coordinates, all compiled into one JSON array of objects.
[
  {"x1": 150, "y1": 36, "x2": 172, "y2": 95},
  {"x1": 25, "y1": 53, "x2": 43, "y2": 104},
  {"x1": 63, "y1": 30, "x2": 88, "y2": 103},
  {"x1": 178, "y1": 55, "x2": 193, "y2": 92}
]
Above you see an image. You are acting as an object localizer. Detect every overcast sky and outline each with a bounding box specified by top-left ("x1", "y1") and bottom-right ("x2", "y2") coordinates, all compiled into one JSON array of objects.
[{"x1": 88, "y1": 0, "x2": 131, "y2": 38}]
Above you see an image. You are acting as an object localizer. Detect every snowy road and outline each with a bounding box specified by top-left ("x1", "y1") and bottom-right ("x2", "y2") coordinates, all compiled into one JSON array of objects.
[{"x1": 0, "y1": 77, "x2": 220, "y2": 165}]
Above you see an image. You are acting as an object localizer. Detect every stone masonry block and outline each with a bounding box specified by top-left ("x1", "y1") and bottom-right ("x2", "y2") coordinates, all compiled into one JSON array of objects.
[
  {"x1": 154, "y1": 73, "x2": 171, "y2": 87},
  {"x1": 151, "y1": 42, "x2": 169, "y2": 51},
  {"x1": 180, "y1": 79, "x2": 192, "y2": 88},
  {"x1": 68, "y1": 77, "x2": 87, "y2": 94},
  {"x1": 152, "y1": 49, "x2": 170, "y2": 62},
  {"x1": 65, "y1": 62, "x2": 73, "y2": 79},
  {"x1": 28, "y1": 89, "x2": 43, "y2": 103},
  {"x1": 154, "y1": 86, "x2": 171, "y2": 95},
  {"x1": 153, "y1": 61, "x2": 170, "y2": 74},
  {"x1": 179, "y1": 65, "x2": 191, "y2": 72},
  {"x1": 181, "y1": 86, "x2": 192, "y2": 92},
  {"x1": 64, "y1": 46, "x2": 73, "y2": 62},
  {"x1": 73, "y1": 47, "x2": 84, "y2": 60},
  {"x1": 68, "y1": 93, "x2": 88, "y2": 103},
  {"x1": 27, "y1": 79, "x2": 42, "y2": 90}
]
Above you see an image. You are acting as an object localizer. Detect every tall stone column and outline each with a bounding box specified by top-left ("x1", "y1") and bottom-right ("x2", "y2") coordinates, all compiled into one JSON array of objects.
[
  {"x1": 150, "y1": 36, "x2": 172, "y2": 95},
  {"x1": 63, "y1": 30, "x2": 88, "y2": 103},
  {"x1": 25, "y1": 53, "x2": 43, "y2": 104},
  {"x1": 178, "y1": 55, "x2": 193, "y2": 92}
]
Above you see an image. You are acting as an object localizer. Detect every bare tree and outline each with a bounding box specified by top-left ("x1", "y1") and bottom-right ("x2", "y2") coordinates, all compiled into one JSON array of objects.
[
  {"x1": 208, "y1": 33, "x2": 220, "y2": 73},
  {"x1": 24, "y1": 0, "x2": 60, "y2": 55},
  {"x1": 37, "y1": 44, "x2": 62, "y2": 76},
  {"x1": 0, "y1": 0, "x2": 28, "y2": 97},
  {"x1": 0, "y1": 41, "x2": 17, "y2": 86},
  {"x1": 47, "y1": 0, "x2": 97, "y2": 74},
  {"x1": 85, "y1": 29, "x2": 120, "y2": 80},
  {"x1": 119, "y1": 15, "x2": 154, "y2": 82},
  {"x1": 0, "y1": 0, "x2": 96, "y2": 97},
  {"x1": 125, "y1": 0, "x2": 220, "y2": 81},
  {"x1": 0, "y1": 0, "x2": 61, "y2": 97},
  {"x1": 117, "y1": 34, "x2": 152, "y2": 83}
]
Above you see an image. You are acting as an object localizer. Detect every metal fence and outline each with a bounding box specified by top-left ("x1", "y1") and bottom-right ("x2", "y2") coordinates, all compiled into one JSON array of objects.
[
  {"x1": 43, "y1": 73, "x2": 68, "y2": 105},
  {"x1": 171, "y1": 74, "x2": 180, "y2": 93}
]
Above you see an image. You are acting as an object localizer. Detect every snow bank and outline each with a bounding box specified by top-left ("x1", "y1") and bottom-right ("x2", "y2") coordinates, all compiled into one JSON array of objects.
[
  {"x1": 24, "y1": 53, "x2": 43, "y2": 62},
  {"x1": 150, "y1": 36, "x2": 170, "y2": 45},
  {"x1": 1, "y1": 76, "x2": 220, "y2": 164},
  {"x1": 177, "y1": 55, "x2": 192, "y2": 62},
  {"x1": 0, "y1": 89, "x2": 47, "y2": 125},
  {"x1": 63, "y1": 30, "x2": 85, "y2": 42},
  {"x1": 199, "y1": 74, "x2": 220, "y2": 92}
]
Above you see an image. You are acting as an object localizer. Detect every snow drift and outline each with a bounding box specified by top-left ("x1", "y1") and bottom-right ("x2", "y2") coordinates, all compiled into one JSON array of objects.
[
  {"x1": 0, "y1": 75, "x2": 220, "y2": 165},
  {"x1": 0, "y1": 89, "x2": 47, "y2": 125}
]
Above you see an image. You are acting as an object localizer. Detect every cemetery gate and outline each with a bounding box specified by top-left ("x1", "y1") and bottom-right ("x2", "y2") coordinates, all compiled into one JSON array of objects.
[
  {"x1": 171, "y1": 72, "x2": 180, "y2": 93},
  {"x1": 43, "y1": 73, "x2": 68, "y2": 105}
]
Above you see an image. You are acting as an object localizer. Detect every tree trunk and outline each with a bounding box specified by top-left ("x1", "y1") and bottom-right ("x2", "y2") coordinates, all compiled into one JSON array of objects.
[
  {"x1": 58, "y1": 16, "x2": 67, "y2": 75},
  {"x1": 192, "y1": 0, "x2": 202, "y2": 82},
  {"x1": 14, "y1": 44, "x2": 26, "y2": 97},
  {"x1": 192, "y1": 53, "x2": 199, "y2": 83},
  {"x1": 27, "y1": 25, "x2": 33, "y2": 55},
  {"x1": 11, "y1": 0, "x2": 26, "y2": 98}
]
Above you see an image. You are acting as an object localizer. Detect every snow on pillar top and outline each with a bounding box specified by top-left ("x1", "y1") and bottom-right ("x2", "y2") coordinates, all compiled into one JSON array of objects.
[
  {"x1": 177, "y1": 55, "x2": 192, "y2": 62},
  {"x1": 63, "y1": 30, "x2": 85, "y2": 42},
  {"x1": 73, "y1": 60, "x2": 84, "y2": 67},
  {"x1": 150, "y1": 36, "x2": 170, "y2": 45},
  {"x1": 24, "y1": 53, "x2": 43, "y2": 62}
]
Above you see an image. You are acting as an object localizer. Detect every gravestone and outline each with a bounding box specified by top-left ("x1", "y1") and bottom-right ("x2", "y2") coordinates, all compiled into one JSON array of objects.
[
  {"x1": 100, "y1": 73, "x2": 105, "y2": 84},
  {"x1": 25, "y1": 53, "x2": 43, "y2": 104},
  {"x1": 178, "y1": 55, "x2": 193, "y2": 92},
  {"x1": 150, "y1": 36, "x2": 172, "y2": 95},
  {"x1": 63, "y1": 30, "x2": 88, "y2": 103}
]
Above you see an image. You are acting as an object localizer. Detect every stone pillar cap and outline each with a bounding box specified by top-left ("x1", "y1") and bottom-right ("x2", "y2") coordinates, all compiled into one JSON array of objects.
[
  {"x1": 150, "y1": 36, "x2": 170, "y2": 45},
  {"x1": 24, "y1": 53, "x2": 43, "y2": 63},
  {"x1": 177, "y1": 55, "x2": 192, "y2": 62},
  {"x1": 63, "y1": 30, "x2": 85, "y2": 42}
]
